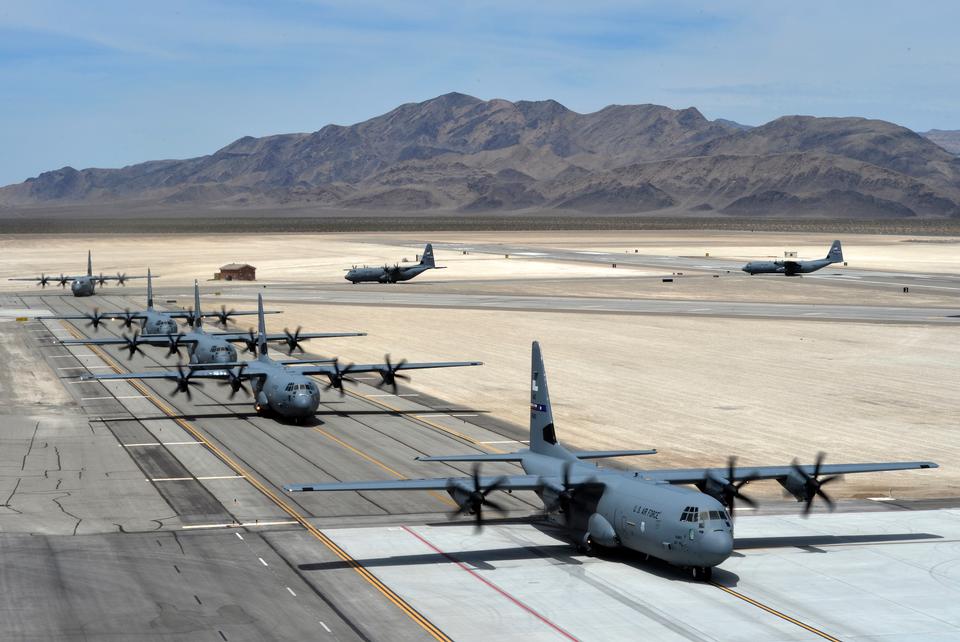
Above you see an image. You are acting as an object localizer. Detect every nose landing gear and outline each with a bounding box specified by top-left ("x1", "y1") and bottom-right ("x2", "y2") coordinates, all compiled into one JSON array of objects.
[{"x1": 690, "y1": 566, "x2": 713, "y2": 582}]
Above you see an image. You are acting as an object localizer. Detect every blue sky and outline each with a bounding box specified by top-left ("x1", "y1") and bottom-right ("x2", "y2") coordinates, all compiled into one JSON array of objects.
[{"x1": 1, "y1": 1, "x2": 957, "y2": 186}]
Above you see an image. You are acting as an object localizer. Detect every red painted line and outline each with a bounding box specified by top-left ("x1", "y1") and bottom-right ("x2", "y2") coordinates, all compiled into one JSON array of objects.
[{"x1": 401, "y1": 525, "x2": 579, "y2": 641}]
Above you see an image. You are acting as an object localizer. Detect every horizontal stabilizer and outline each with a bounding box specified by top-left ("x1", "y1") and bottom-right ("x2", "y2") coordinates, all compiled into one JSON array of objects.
[
  {"x1": 415, "y1": 453, "x2": 525, "y2": 462},
  {"x1": 574, "y1": 449, "x2": 657, "y2": 459}
]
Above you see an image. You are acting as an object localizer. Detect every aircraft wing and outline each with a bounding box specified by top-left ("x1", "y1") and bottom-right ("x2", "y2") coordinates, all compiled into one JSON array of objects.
[
  {"x1": 39, "y1": 311, "x2": 149, "y2": 322},
  {"x1": 165, "y1": 310, "x2": 282, "y2": 320},
  {"x1": 293, "y1": 360, "x2": 483, "y2": 376},
  {"x1": 59, "y1": 335, "x2": 199, "y2": 347},
  {"x1": 285, "y1": 474, "x2": 548, "y2": 493},
  {"x1": 81, "y1": 363, "x2": 252, "y2": 382},
  {"x1": 644, "y1": 461, "x2": 938, "y2": 485},
  {"x1": 212, "y1": 331, "x2": 365, "y2": 342}
]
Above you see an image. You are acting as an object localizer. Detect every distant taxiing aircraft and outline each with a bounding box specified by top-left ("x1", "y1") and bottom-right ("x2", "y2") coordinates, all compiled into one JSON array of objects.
[
  {"x1": 9, "y1": 250, "x2": 147, "y2": 296},
  {"x1": 742, "y1": 240, "x2": 843, "y2": 275},
  {"x1": 345, "y1": 243, "x2": 445, "y2": 283}
]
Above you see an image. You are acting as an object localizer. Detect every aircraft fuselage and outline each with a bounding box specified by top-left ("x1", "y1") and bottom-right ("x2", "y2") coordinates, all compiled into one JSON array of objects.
[
  {"x1": 70, "y1": 277, "x2": 97, "y2": 297},
  {"x1": 247, "y1": 360, "x2": 321, "y2": 418},
  {"x1": 345, "y1": 265, "x2": 432, "y2": 284},
  {"x1": 520, "y1": 453, "x2": 734, "y2": 569},
  {"x1": 140, "y1": 310, "x2": 180, "y2": 335},
  {"x1": 741, "y1": 258, "x2": 834, "y2": 276}
]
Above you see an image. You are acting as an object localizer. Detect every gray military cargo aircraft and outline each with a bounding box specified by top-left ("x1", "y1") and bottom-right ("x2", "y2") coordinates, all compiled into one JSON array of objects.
[
  {"x1": 9, "y1": 250, "x2": 147, "y2": 296},
  {"x1": 741, "y1": 240, "x2": 843, "y2": 275},
  {"x1": 39, "y1": 270, "x2": 276, "y2": 334},
  {"x1": 285, "y1": 341, "x2": 936, "y2": 580},
  {"x1": 82, "y1": 294, "x2": 482, "y2": 421},
  {"x1": 345, "y1": 243, "x2": 445, "y2": 283},
  {"x1": 61, "y1": 281, "x2": 365, "y2": 364}
]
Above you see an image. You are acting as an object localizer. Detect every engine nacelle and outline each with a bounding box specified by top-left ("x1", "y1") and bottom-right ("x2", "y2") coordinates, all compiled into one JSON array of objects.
[
  {"x1": 587, "y1": 513, "x2": 618, "y2": 547},
  {"x1": 777, "y1": 474, "x2": 809, "y2": 502},
  {"x1": 446, "y1": 484, "x2": 473, "y2": 511},
  {"x1": 696, "y1": 477, "x2": 727, "y2": 504}
]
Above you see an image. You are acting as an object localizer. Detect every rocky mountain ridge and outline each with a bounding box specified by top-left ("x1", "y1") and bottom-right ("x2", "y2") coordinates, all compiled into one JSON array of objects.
[{"x1": 3, "y1": 93, "x2": 959, "y2": 218}]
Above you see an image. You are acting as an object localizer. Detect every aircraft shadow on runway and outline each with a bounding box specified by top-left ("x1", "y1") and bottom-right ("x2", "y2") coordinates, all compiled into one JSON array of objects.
[{"x1": 734, "y1": 532, "x2": 942, "y2": 551}]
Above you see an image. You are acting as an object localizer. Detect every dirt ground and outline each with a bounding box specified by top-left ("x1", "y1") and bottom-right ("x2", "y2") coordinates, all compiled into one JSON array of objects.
[{"x1": 2, "y1": 231, "x2": 957, "y2": 499}]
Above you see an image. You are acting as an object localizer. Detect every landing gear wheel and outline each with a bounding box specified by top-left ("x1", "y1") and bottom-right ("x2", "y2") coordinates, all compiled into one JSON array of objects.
[
  {"x1": 690, "y1": 566, "x2": 712, "y2": 582},
  {"x1": 577, "y1": 534, "x2": 593, "y2": 555}
]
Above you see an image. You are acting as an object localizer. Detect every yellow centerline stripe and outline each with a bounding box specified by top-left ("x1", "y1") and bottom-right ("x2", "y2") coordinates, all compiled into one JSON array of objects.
[
  {"x1": 60, "y1": 323, "x2": 452, "y2": 642},
  {"x1": 711, "y1": 582, "x2": 841, "y2": 641},
  {"x1": 313, "y1": 426, "x2": 458, "y2": 508}
]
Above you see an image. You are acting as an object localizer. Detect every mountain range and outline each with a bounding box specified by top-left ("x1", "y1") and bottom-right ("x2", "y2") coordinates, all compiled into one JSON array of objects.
[{"x1": 2, "y1": 92, "x2": 959, "y2": 218}]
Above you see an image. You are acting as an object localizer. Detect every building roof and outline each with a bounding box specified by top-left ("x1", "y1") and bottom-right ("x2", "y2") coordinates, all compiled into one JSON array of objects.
[{"x1": 219, "y1": 263, "x2": 255, "y2": 270}]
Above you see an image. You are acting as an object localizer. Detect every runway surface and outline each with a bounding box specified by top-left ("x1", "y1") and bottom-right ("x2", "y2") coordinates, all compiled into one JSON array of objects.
[
  {"x1": 428, "y1": 241, "x2": 960, "y2": 293},
  {"x1": 210, "y1": 286, "x2": 960, "y2": 324},
  {"x1": 2, "y1": 290, "x2": 958, "y2": 641}
]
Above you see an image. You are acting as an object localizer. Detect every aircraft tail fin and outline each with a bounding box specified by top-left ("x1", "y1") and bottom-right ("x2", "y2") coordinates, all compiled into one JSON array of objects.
[
  {"x1": 146, "y1": 269, "x2": 154, "y2": 308},
  {"x1": 193, "y1": 280, "x2": 202, "y2": 328},
  {"x1": 87, "y1": 250, "x2": 92, "y2": 276},
  {"x1": 826, "y1": 240, "x2": 843, "y2": 263},
  {"x1": 419, "y1": 243, "x2": 436, "y2": 268},
  {"x1": 256, "y1": 294, "x2": 268, "y2": 357},
  {"x1": 529, "y1": 341, "x2": 570, "y2": 458}
]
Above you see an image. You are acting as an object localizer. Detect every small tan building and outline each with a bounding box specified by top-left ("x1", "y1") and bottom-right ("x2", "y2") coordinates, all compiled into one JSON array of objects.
[{"x1": 215, "y1": 263, "x2": 256, "y2": 281}]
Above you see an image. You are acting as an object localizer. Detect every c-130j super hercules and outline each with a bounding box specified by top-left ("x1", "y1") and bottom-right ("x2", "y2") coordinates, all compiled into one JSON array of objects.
[
  {"x1": 741, "y1": 240, "x2": 844, "y2": 276},
  {"x1": 286, "y1": 341, "x2": 937, "y2": 581},
  {"x1": 9, "y1": 250, "x2": 147, "y2": 296}
]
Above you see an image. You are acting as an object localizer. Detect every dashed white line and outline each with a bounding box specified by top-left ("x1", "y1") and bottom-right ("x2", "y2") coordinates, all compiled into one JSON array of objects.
[
  {"x1": 82, "y1": 395, "x2": 147, "y2": 400},
  {"x1": 259, "y1": 557, "x2": 269, "y2": 567},
  {"x1": 181, "y1": 520, "x2": 298, "y2": 530},
  {"x1": 122, "y1": 441, "x2": 203, "y2": 447},
  {"x1": 286, "y1": 587, "x2": 297, "y2": 597},
  {"x1": 236, "y1": 532, "x2": 244, "y2": 540},
  {"x1": 319, "y1": 621, "x2": 332, "y2": 633},
  {"x1": 415, "y1": 413, "x2": 479, "y2": 417}
]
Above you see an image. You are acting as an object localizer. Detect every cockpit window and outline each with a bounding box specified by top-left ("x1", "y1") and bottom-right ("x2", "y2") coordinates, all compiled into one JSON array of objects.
[{"x1": 680, "y1": 506, "x2": 700, "y2": 522}]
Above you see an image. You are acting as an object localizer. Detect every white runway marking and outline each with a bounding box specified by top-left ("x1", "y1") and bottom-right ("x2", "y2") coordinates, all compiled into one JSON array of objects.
[
  {"x1": 286, "y1": 587, "x2": 297, "y2": 597},
  {"x1": 181, "y1": 520, "x2": 299, "y2": 530},
  {"x1": 82, "y1": 395, "x2": 147, "y2": 400},
  {"x1": 121, "y1": 441, "x2": 203, "y2": 447},
  {"x1": 319, "y1": 622, "x2": 331, "y2": 633},
  {"x1": 416, "y1": 413, "x2": 479, "y2": 417},
  {"x1": 235, "y1": 533, "x2": 244, "y2": 540},
  {"x1": 151, "y1": 475, "x2": 244, "y2": 482},
  {"x1": 259, "y1": 557, "x2": 269, "y2": 567},
  {"x1": 481, "y1": 440, "x2": 529, "y2": 444},
  {"x1": 50, "y1": 354, "x2": 95, "y2": 358}
]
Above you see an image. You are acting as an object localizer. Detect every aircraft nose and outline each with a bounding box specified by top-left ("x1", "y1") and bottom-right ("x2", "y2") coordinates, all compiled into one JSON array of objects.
[
  {"x1": 291, "y1": 393, "x2": 318, "y2": 416},
  {"x1": 699, "y1": 530, "x2": 734, "y2": 566},
  {"x1": 741, "y1": 265, "x2": 749, "y2": 273}
]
